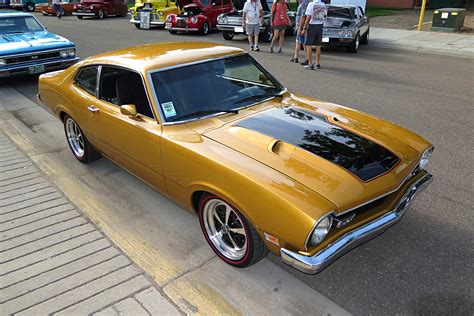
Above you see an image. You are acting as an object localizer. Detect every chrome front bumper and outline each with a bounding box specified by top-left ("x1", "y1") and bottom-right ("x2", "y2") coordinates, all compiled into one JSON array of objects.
[
  {"x1": 72, "y1": 12, "x2": 96, "y2": 16},
  {"x1": 280, "y1": 171, "x2": 433, "y2": 274},
  {"x1": 130, "y1": 19, "x2": 165, "y2": 26},
  {"x1": 165, "y1": 26, "x2": 199, "y2": 32},
  {"x1": 216, "y1": 24, "x2": 266, "y2": 33}
]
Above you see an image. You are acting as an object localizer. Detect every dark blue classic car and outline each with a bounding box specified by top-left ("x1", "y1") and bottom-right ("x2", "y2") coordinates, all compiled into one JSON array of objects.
[
  {"x1": 0, "y1": 0, "x2": 11, "y2": 9},
  {"x1": 0, "y1": 12, "x2": 79, "y2": 78}
]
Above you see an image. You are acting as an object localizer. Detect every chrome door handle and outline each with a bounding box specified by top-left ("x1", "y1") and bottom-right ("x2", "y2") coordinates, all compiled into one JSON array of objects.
[{"x1": 88, "y1": 105, "x2": 99, "y2": 113}]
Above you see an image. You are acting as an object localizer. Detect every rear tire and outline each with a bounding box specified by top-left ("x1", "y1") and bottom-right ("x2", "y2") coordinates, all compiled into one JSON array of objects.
[
  {"x1": 360, "y1": 28, "x2": 369, "y2": 45},
  {"x1": 169, "y1": 29, "x2": 177, "y2": 34},
  {"x1": 63, "y1": 115, "x2": 101, "y2": 163},
  {"x1": 26, "y1": 2, "x2": 35, "y2": 12},
  {"x1": 198, "y1": 193, "x2": 268, "y2": 268},
  {"x1": 222, "y1": 31, "x2": 234, "y2": 40}
]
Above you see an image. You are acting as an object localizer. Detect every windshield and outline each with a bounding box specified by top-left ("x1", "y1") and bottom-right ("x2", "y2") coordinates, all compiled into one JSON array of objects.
[
  {"x1": 151, "y1": 54, "x2": 284, "y2": 123},
  {"x1": 0, "y1": 16, "x2": 44, "y2": 35},
  {"x1": 327, "y1": 6, "x2": 354, "y2": 19}
]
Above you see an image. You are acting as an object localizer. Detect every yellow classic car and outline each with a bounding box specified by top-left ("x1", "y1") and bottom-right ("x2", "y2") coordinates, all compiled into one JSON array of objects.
[
  {"x1": 129, "y1": 0, "x2": 179, "y2": 28},
  {"x1": 38, "y1": 42, "x2": 433, "y2": 274}
]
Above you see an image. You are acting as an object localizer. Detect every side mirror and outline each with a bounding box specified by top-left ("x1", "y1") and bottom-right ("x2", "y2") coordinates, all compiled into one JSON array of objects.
[{"x1": 120, "y1": 104, "x2": 138, "y2": 117}]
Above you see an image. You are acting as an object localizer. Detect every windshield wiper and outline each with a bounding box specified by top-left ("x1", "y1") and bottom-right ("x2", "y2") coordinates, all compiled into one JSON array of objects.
[
  {"x1": 232, "y1": 93, "x2": 280, "y2": 106},
  {"x1": 173, "y1": 108, "x2": 239, "y2": 121}
]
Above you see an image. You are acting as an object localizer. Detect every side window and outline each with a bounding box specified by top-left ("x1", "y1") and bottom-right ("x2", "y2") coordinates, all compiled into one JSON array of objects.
[
  {"x1": 76, "y1": 66, "x2": 98, "y2": 96},
  {"x1": 99, "y1": 66, "x2": 154, "y2": 119}
]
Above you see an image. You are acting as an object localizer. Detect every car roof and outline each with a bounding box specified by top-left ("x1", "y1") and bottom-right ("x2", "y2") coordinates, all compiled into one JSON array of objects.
[
  {"x1": 80, "y1": 42, "x2": 245, "y2": 73},
  {"x1": 0, "y1": 11, "x2": 34, "y2": 18}
]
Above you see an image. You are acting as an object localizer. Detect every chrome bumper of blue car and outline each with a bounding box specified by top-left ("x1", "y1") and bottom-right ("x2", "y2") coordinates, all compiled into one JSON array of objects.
[
  {"x1": 280, "y1": 171, "x2": 433, "y2": 274},
  {"x1": 0, "y1": 57, "x2": 79, "y2": 78}
]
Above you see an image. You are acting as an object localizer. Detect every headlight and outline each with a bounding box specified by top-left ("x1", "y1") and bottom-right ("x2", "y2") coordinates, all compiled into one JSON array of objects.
[
  {"x1": 68, "y1": 49, "x2": 76, "y2": 57},
  {"x1": 309, "y1": 215, "x2": 333, "y2": 246},
  {"x1": 0, "y1": 58, "x2": 6, "y2": 67},
  {"x1": 129, "y1": 9, "x2": 135, "y2": 15},
  {"x1": 90, "y1": 5, "x2": 93, "y2": 9},
  {"x1": 166, "y1": 15, "x2": 172, "y2": 22},
  {"x1": 419, "y1": 147, "x2": 433, "y2": 170},
  {"x1": 158, "y1": 11, "x2": 163, "y2": 16},
  {"x1": 218, "y1": 14, "x2": 227, "y2": 24},
  {"x1": 190, "y1": 16, "x2": 198, "y2": 24},
  {"x1": 347, "y1": 30, "x2": 353, "y2": 37},
  {"x1": 59, "y1": 50, "x2": 68, "y2": 58}
]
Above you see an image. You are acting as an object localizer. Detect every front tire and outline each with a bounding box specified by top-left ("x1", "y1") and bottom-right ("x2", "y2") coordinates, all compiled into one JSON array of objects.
[
  {"x1": 222, "y1": 31, "x2": 234, "y2": 41},
  {"x1": 199, "y1": 193, "x2": 268, "y2": 268},
  {"x1": 77, "y1": 15, "x2": 83, "y2": 19},
  {"x1": 347, "y1": 33, "x2": 360, "y2": 53},
  {"x1": 134, "y1": 23, "x2": 141, "y2": 29},
  {"x1": 63, "y1": 115, "x2": 101, "y2": 163},
  {"x1": 260, "y1": 27, "x2": 272, "y2": 43},
  {"x1": 201, "y1": 21, "x2": 209, "y2": 35},
  {"x1": 97, "y1": 8, "x2": 104, "y2": 19}
]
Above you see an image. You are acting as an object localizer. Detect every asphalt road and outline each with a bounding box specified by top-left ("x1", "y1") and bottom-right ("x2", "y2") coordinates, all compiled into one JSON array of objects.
[{"x1": 2, "y1": 13, "x2": 474, "y2": 315}]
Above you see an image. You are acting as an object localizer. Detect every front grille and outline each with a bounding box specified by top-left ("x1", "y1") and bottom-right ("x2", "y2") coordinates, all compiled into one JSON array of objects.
[
  {"x1": 176, "y1": 19, "x2": 187, "y2": 28},
  {"x1": 227, "y1": 16, "x2": 242, "y2": 25},
  {"x1": 5, "y1": 51, "x2": 62, "y2": 66},
  {"x1": 81, "y1": 7, "x2": 85, "y2": 12}
]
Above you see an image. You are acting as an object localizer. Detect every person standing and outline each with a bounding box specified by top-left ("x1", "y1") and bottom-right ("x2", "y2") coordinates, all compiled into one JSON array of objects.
[
  {"x1": 301, "y1": 0, "x2": 327, "y2": 69},
  {"x1": 243, "y1": 0, "x2": 263, "y2": 51},
  {"x1": 52, "y1": 0, "x2": 63, "y2": 19},
  {"x1": 290, "y1": 0, "x2": 309, "y2": 63},
  {"x1": 269, "y1": 0, "x2": 291, "y2": 53}
]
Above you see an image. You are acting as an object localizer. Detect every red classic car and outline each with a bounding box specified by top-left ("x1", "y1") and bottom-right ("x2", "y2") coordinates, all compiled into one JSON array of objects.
[
  {"x1": 35, "y1": 0, "x2": 81, "y2": 16},
  {"x1": 72, "y1": 0, "x2": 127, "y2": 19},
  {"x1": 165, "y1": 0, "x2": 233, "y2": 35}
]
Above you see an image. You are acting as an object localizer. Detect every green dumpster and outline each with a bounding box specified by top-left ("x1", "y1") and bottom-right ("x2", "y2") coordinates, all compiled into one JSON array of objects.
[{"x1": 429, "y1": 0, "x2": 465, "y2": 9}]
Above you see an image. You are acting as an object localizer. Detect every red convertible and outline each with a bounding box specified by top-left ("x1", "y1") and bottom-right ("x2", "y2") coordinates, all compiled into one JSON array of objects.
[
  {"x1": 72, "y1": 0, "x2": 127, "y2": 19},
  {"x1": 165, "y1": 0, "x2": 233, "y2": 35}
]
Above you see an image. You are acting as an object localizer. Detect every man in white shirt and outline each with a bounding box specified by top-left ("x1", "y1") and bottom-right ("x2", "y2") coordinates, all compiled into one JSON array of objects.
[
  {"x1": 301, "y1": 0, "x2": 327, "y2": 69},
  {"x1": 242, "y1": 0, "x2": 263, "y2": 51}
]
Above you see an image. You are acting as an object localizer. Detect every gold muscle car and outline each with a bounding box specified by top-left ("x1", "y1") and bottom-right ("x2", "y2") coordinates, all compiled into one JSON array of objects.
[{"x1": 38, "y1": 42, "x2": 433, "y2": 274}]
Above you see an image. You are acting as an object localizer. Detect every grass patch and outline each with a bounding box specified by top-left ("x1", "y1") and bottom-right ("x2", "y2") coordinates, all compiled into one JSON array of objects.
[{"x1": 365, "y1": 8, "x2": 395, "y2": 17}]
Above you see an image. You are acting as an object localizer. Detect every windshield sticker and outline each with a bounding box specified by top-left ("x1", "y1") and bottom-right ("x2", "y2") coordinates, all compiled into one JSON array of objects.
[{"x1": 162, "y1": 102, "x2": 177, "y2": 118}]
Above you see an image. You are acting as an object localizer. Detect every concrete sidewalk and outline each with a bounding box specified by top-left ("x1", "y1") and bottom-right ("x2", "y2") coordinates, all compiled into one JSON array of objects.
[
  {"x1": 370, "y1": 27, "x2": 474, "y2": 58},
  {"x1": 0, "y1": 132, "x2": 180, "y2": 315}
]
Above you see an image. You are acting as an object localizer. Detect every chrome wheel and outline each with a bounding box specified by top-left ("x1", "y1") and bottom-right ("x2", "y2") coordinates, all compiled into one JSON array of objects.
[
  {"x1": 202, "y1": 198, "x2": 247, "y2": 261},
  {"x1": 65, "y1": 118, "x2": 85, "y2": 158}
]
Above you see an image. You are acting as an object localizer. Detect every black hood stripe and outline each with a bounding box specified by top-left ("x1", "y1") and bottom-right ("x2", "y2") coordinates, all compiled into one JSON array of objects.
[{"x1": 235, "y1": 107, "x2": 400, "y2": 182}]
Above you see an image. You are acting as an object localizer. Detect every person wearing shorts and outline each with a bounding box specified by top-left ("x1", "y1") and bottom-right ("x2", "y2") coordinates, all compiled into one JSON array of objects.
[
  {"x1": 269, "y1": 0, "x2": 291, "y2": 53},
  {"x1": 243, "y1": 0, "x2": 263, "y2": 51},
  {"x1": 290, "y1": 0, "x2": 309, "y2": 64},
  {"x1": 302, "y1": 0, "x2": 327, "y2": 69}
]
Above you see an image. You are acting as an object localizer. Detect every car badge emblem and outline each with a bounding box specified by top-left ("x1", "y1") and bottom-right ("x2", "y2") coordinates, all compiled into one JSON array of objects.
[{"x1": 334, "y1": 213, "x2": 356, "y2": 229}]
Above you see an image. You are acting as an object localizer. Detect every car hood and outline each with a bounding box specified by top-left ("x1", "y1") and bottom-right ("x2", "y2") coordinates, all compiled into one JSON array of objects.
[
  {"x1": 0, "y1": 31, "x2": 74, "y2": 56},
  {"x1": 202, "y1": 100, "x2": 423, "y2": 213}
]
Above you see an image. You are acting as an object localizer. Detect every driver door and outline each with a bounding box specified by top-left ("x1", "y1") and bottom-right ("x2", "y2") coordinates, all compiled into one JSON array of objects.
[{"x1": 85, "y1": 65, "x2": 165, "y2": 192}]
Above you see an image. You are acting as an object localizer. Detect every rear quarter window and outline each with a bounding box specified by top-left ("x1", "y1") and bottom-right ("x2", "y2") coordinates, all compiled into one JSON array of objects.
[{"x1": 76, "y1": 67, "x2": 98, "y2": 96}]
